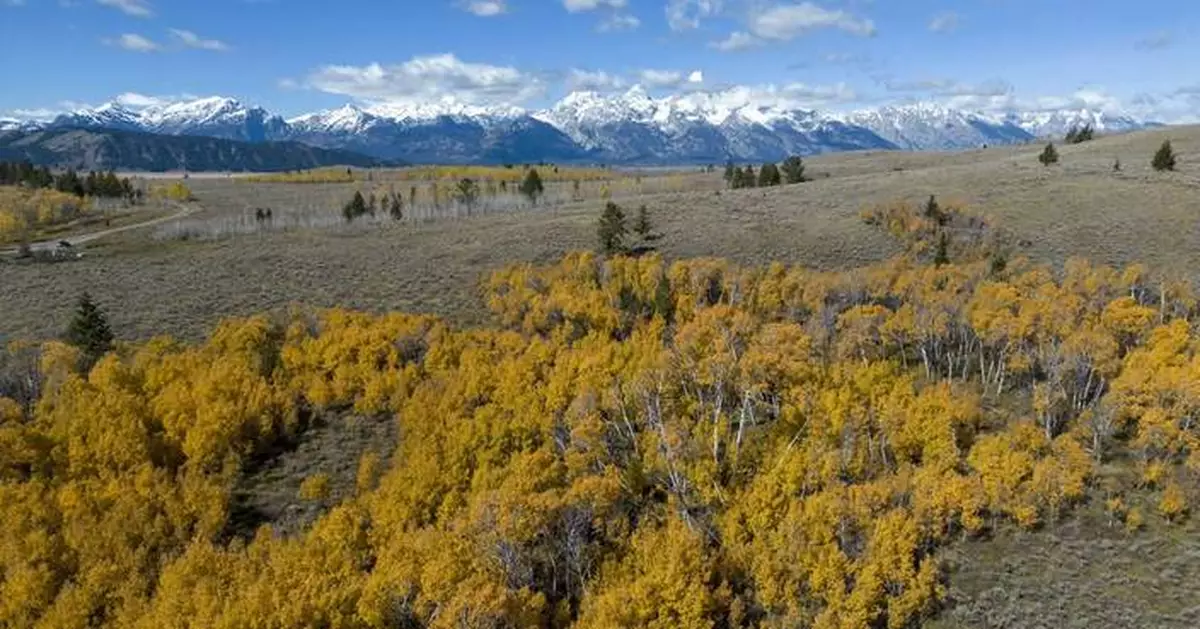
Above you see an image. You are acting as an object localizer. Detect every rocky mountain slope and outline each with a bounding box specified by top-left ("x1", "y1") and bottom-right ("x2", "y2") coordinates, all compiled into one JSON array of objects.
[{"x1": 0, "y1": 127, "x2": 391, "y2": 172}]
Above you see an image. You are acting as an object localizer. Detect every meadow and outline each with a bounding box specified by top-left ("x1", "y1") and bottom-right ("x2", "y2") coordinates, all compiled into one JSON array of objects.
[{"x1": 3, "y1": 124, "x2": 1198, "y2": 343}]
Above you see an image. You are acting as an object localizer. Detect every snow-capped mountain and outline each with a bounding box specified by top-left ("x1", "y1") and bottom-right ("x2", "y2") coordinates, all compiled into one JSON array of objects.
[
  {"x1": 534, "y1": 87, "x2": 902, "y2": 162},
  {"x1": 843, "y1": 104, "x2": 1034, "y2": 150},
  {"x1": 1007, "y1": 109, "x2": 1152, "y2": 139},
  {"x1": 46, "y1": 96, "x2": 287, "y2": 143},
  {"x1": 12, "y1": 91, "x2": 1161, "y2": 165},
  {"x1": 51, "y1": 102, "x2": 143, "y2": 132}
]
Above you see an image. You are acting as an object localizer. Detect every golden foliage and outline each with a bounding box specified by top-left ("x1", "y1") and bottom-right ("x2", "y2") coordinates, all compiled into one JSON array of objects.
[
  {"x1": 2, "y1": 242, "x2": 1198, "y2": 628},
  {"x1": 153, "y1": 182, "x2": 194, "y2": 202},
  {"x1": 0, "y1": 187, "x2": 90, "y2": 243}
]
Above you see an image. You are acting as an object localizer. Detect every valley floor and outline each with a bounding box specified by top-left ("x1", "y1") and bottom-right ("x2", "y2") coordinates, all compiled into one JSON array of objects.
[{"x1": 3, "y1": 124, "x2": 1198, "y2": 343}]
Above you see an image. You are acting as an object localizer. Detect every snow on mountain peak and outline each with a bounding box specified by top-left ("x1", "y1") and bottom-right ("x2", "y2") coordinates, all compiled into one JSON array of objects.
[{"x1": 16, "y1": 92, "x2": 1160, "y2": 164}]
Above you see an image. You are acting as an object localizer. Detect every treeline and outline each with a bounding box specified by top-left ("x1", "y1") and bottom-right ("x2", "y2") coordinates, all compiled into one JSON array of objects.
[
  {"x1": 0, "y1": 160, "x2": 138, "y2": 200},
  {"x1": 724, "y1": 155, "x2": 807, "y2": 189}
]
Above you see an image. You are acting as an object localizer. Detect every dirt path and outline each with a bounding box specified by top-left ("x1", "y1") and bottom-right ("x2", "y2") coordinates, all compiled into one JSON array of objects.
[{"x1": 2, "y1": 202, "x2": 199, "y2": 255}]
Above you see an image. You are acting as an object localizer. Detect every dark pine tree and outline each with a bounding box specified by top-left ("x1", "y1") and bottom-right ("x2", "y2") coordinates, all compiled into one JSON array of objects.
[
  {"x1": 65, "y1": 292, "x2": 114, "y2": 371},
  {"x1": 597, "y1": 201, "x2": 628, "y2": 255},
  {"x1": 933, "y1": 232, "x2": 951, "y2": 267},
  {"x1": 342, "y1": 191, "x2": 368, "y2": 222},
  {"x1": 633, "y1": 204, "x2": 652, "y2": 239},
  {"x1": 520, "y1": 168, "x2": 545, "y2": 205},
  {"x1": 1152, "y1": 140, "x2": 1177, "y2": 172},
  {"x1": 758, "y1": 163, "x2": 782, "y2": 187},
  {"x1": 781, "y1": 155, "x2": 806, "y2": 184},
  {"x1": 1038, "y1": 142, "x2": 1059, "y2": 166}
]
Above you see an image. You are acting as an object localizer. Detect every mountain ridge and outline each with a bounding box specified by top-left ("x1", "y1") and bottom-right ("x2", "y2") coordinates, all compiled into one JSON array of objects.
[
  {"x1": 11, "y1": 90, "x2": 1161, "y2": 165},
  {"x1": 0, "y1": 126, "x2": 395, "y2": 172}
]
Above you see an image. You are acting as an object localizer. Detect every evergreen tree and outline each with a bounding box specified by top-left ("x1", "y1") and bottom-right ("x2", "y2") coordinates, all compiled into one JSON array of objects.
[
  {"x1": 633, "y1": 204, "x2": 652, "y2": 239},
  {"x1": 65, "y1": 292, "x2": 114, "y2": 370},
  {"x1": 342, "y1": 191, "x2": 368, "y2": 222},
  {"x1": 723, "y1": 160, "x2": 736, "y2": 187},
  {"x1": 1152, "y1": 140, "x2": 1177, "y2": 172},
  {"x1": 758, "y1": 163, "x2": 782, "y2": 187},
  {"x1": 1113, "y1": 157, "x2": 1122, "y2": 172},
  {"x1": 1038, "y1": 142, "x2": 1059, "y2": 166},
  {"x1": 730, "y1": 166, "x2": 746, "y2": 189},
  {"x1": 933, "y1": 232, "x2": 950, "y2": 267},
  {"x1": 653, "y1": 272, "x2": 674, "y2": 323},
  {"x1": 743, "y1": 165, "x2": 757, "y2": 188},
  {"x1": 597, "y1": 201, "x2": 628, "y2": 255},
  {"x1": 520, "y1": 168, "x2": 545, "y2": 204},
  {"x1": 923, "y1": 195, "x2": 945, "y2": 224},
  {"x1": 781, "y1": 155, "x2": 806, "y2": 184}
]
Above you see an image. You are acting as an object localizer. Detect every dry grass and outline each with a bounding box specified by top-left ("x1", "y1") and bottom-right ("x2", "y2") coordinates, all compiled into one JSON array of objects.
[
  {"x1": 928, "y1": 500, "x2": 1200, "y2": 629},
  {"x1": 2, "y1": 125, "x2": 1198, "y2": 345}
]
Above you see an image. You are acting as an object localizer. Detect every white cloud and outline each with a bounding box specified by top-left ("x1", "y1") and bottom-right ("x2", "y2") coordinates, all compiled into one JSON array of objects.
[
  {"x1": 598, "y1": 13, "x2": 640, "y2": 31},
  {"x1": 750, "y1": 2, "x2": 876, "y2": 40},
  {"x1": 105, "y1": 33, "x2": 160, "y2": 52},
  {"x1": 696, "y1": 82, "x2": 859, "y2": 110},
  {"x1": 460, "y1": 0, "x2": 506, "y2": 16},
  {"x1": 168, "y1": 28, "x2": 230, "y2": 51},
  {"x1": 8, "y1": 108, "x2": 60, "y2": 120},
  {"x1": 638, "y1": 69, "x2": 684, "y2": 88},
  {"x1": 566, "y1": 68, "x2": 625, "y2": 91},
  {"x1": 711, "y1": 31, "x2": 761, "y2": 51},
  {"x1": 666, "y1": 0, "x2": 721, "y2": 30},
  {"x1": 3, "y1": 0, "x2": 28, "y2": 8},
  {"x1": 928, "y1": 11, "x2": 959, "y2": 33},
  {"x1": 631, "y1": 68, "x2": 704, "y2": 90},
  {"x1": 304, "y1": 53, "x2": 545, "y2": 106},
  {"x1": 113, "y1": 92, "x2": 169, "y2": 107},
  {"x1": 562, "y1": 0, "x2": 625, "y2": 12},
  {"x1": 97, "y1": 0, "x2": 151, "y2": 17}
]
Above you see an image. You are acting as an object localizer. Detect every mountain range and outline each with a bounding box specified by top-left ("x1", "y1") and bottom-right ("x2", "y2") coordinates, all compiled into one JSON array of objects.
[
  {"x1": 1, "y1": 89, "x2": 1159, "y2": 166},
  {"x1": 0, "y1": 127, "x2": 391, "y2": 172}
]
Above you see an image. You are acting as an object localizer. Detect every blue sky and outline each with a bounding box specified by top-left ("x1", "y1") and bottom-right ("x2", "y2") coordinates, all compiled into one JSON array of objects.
[{"x1": 2, "y1": 0, "x2": 1198, "y2": 121}]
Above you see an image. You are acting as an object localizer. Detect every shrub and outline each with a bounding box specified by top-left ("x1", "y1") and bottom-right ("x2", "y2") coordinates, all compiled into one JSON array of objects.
[
  {"x1": 299, "y1": 473, "x2": 332, "y2": 502},
  {"x1": 157, "y1": 181, "x2": 194, "y2": 202}
]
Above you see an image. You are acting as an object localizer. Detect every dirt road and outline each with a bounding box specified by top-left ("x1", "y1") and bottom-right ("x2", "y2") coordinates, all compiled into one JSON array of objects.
[{"x1": 1, "y1": 202, "x2": 198, "y2": 255}]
